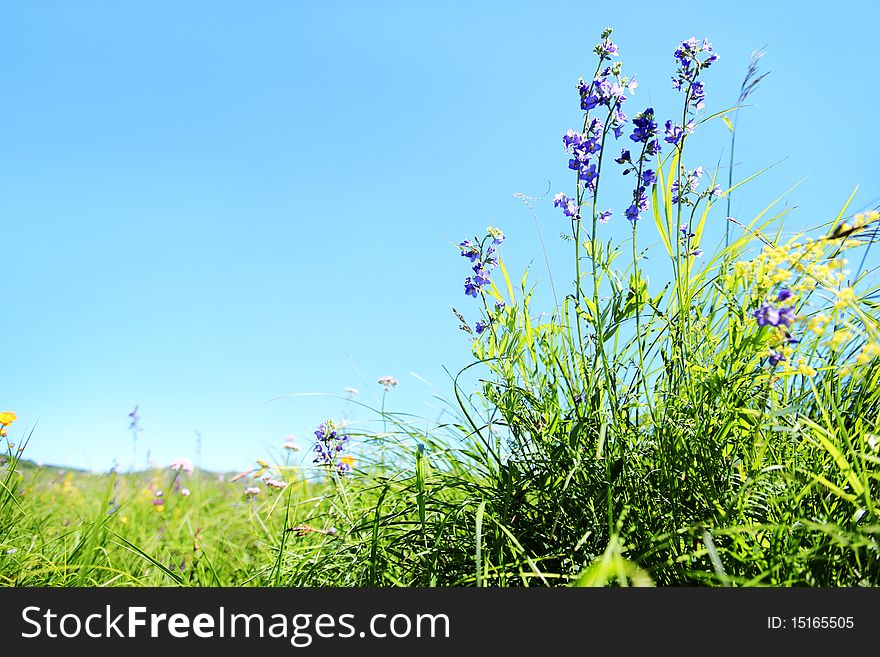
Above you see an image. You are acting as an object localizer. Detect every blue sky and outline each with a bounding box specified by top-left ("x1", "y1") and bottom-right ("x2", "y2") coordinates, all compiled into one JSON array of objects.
[{"x1": 1, "y1": 1, "x2": 877, "y2": 472}]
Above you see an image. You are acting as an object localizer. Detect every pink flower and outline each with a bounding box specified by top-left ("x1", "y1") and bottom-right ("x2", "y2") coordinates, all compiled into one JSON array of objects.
[
  {"x1": 245, "y1": 486, "x2": 260, "y2": 497},
  {"x1": 264, "y1": 478, "x2": 287, "y2": 490},
  {"x1": 169, "y1": 458, "x2": 194, "y2": 475},
  {"x1": 179, "y1": 488, "x2": 191, "y2": 497},
  {"x1": 378, "y1": 375, "x2": 398, "y2": 390}
]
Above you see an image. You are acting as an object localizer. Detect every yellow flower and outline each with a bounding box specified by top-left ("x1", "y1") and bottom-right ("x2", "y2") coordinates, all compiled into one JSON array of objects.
[
  {"x1": 793, "y1": 278, "x2": 817, "y2": 293},
  {"x1": 856, "y1": 343, "x2": 880, "y2": 366},
  {"x1": 771, "y1": 269, "x2": 792, "y2": 283},
  {"x1": 806, "y1": 314, "x2": 829, "y2": 335},
  {"x1": 834, "y1": 287, "x2": 857, "y2": 310},
  {"x1": 826, "y1": 330, "x2": 853, "y2": 351},
  {"x1": 0, "y1": 411, "x2": 16, "y2": 426},
  {"x1": 796, "y1": 360, "x2": 817, "y2": 377},
  {"x1": 340, "y1": 455, "x2": 355, "y2": 467}
]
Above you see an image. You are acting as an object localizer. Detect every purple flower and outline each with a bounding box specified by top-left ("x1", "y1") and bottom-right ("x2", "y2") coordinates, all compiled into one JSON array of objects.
[
  {"x1": 464, "y1": 277, "x2": 479, "y2": 297},
  {"x1": 596, "y1": 39, "x2": 619, "y2": 57},
  {"x1": 777, "y1": 288, "x2": 793, "y2": 302},
  {"x1": 475, "y1": 320, "x2": 488, "y2": 334},
  {"x1": 753, "y1": 302, "x2": 781, "y2": 327},
  {"x1": 472, "y1": 263, "x2": 492, "y2": 287},
  {"x1": 495, "y1": 301, "x2": 505, "y2": 312},
  {"x1": 579, "y1": 163, "x2": 599, "y2": 190},
  {"x1": 641, "y1": 169, "x2": 656, "y2": 186},
  {"x1": 629, "y1": 108, "x2": 658, "y2": 144},
  {"x1": 562, "y1": 129, "x2": 580, "y2": 151},
  {"x1": 691, "y1": 81, "x2": 706, "y2": 110},
  {"x1": 778, "y1": 306, "x2": 796, "y2": 326},
  {"x1": 753, "y1": 302, "x2": 796, "y2": 328},
  {"x1": 598, "y1": 209, "x2": 612, "y2": 224},
  {"x1": 459, "y1": 240, "x2": 480, "y2": 262},
  {"x1": 625, "y1": 204, "x2": 640, "y2": 222},
  {"x1": 711, "y1": 184, "x2": 723, "y2": 197},
  {"x1": 769, "y1": 351, "x2": 785, "y2": 366},
  {"x1": 664, "y1": 120, "x2": 684, "y2": 145},
  {"x1": 615, "y1": 149, "x2": 631, "y2": 164},
  {"x1": 553, "y1": 193, "x2": 578, "y2": 217}
]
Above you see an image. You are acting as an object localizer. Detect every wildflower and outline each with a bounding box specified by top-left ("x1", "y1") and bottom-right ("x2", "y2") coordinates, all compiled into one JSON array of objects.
[
  {"x1": 641, "y1": 169, "x2": 656, "y2": 186},
  {"x1": 459, "y1": 240, "x2": 480, "y2": 262},
  {"x1": 856, "y1": 343, "x2": 880, "y2": 366},
  {"x1": 495, "y1": 300, "x2": 505, "y2": 312},
  {"x1": 180, "y1": 488, "x2": 191, "y2": 497},
  {"x1": 777, "y1": 288, "x2": 793, "y2": 302},
  {"x1": 283, "y1": 438, "x2": 301, "y2": 451},
  {"x1": 378, "y1": 375, "x2": 398, "y2": 390},
  {"x1": 264, "y1": 478, "x2": 287, "y2": 490},
  {"x1": 629, "y1": 108, "x2": 659, "y2": 144},
  {"x1": 486, "y1": 226, "x2": 505, "y2": 244},
  {"x1": 690, "y1": 248, "x2": 703, "y2": 258},
  {"x1": 796, "y1": 360, "x2": 817, "y2": 377},
  {"x1": 826, "y1": 330, "x2": 853, "y2": 350},
  {"x1": 753, "y1": 302, "x2": 795, "y2": 328},
  {"x1": 472, "y1": 263, "x2": 492, "y2": 287},
  {"x1": 598, "y1": 209, "x2": 613, "y2": 224},
  {"x1": 464, "y1": 277, "x2": 479, "y2": 298},
  {"x1": 337, "y1": 455, "x2": 355, "y2": 476},
  {"x1": 245, "y1": 486, "x2": 260, "y2": 497},
  {"x1": 553, "y1": 192, "x2": 578, "y2": 218},
  {"x1": 595, "y1": 38, "x2": 619, "y2": 58},
  {"x1": 475, "y1": 320, "x2": 488, "y2": 334},
  {"x1": 625, "y1": 204, "x2": 640, "y2": 222},
  {"x1": 710, "y1": 184, "x2": 723, "y2": 197},
  {"x1": 0, "y1": 412, "x2": 16, "y2": 426},
  {"x1": 615, "y1": 149, "x2": 631, "y2": 164},
  {"x1": 169, "y1": 458, "x2": 193, "y2": 475},
  {"x1": 834, "y1": 287, "x2": 857, "y2": 310},
  {"x1": 664, "y1": 120, "x2": 685, "y2": 145},
  {"x1": 806, "y1": 314, "x2": 829, "y2": 334}
]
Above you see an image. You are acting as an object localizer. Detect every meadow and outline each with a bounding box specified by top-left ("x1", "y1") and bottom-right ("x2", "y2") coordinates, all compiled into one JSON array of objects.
[{"x1": 2, "y1": 30, "x2": 879, "y2": 587}]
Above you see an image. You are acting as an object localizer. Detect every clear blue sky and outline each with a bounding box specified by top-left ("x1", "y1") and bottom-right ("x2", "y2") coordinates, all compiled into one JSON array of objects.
[{"x1": 1, "y1": 1, "x2": 877, "y2": 472}]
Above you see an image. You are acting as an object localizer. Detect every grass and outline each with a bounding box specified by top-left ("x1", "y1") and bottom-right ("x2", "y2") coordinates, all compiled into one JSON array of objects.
[{"x1": 2, "y1": 29, "x2": 880, "y2": 587}]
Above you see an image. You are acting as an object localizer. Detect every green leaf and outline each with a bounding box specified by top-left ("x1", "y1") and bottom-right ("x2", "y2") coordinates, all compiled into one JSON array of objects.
[{"x1": 722, "y1": 115, "x2": 734, "y2": 132}]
